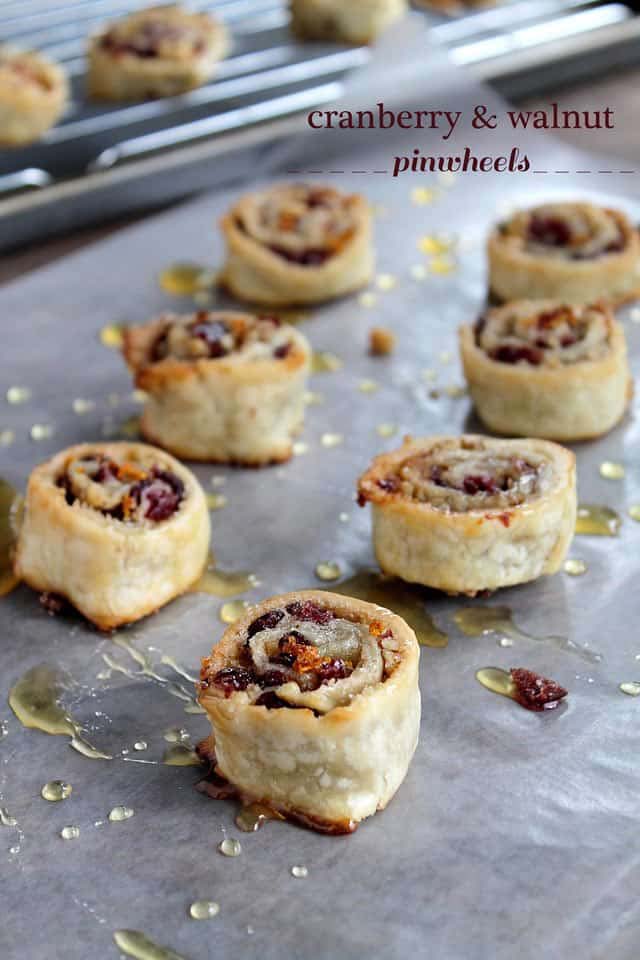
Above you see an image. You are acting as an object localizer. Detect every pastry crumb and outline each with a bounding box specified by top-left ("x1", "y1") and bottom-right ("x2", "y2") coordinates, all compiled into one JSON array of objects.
[{"x1": 369, "y1": 327, "x2": 396, "y2": 356}]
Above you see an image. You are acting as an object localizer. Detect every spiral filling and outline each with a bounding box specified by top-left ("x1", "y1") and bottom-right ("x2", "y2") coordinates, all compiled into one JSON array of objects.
[
  {"x1": 101, "y1": 13, "x2": 209, "y2": 59},
  {"x1": 150, "y1": 311, "x2": 295, "y2": 363},
  {"x1": 236, "y1": 184, "x2": 359, "y2": 266},
  {"x1": 0, "y1": 54, "x2": 53, "y2": 91},
  {"x1": 201, "y1": 599, "x2": 400, "y2": 713},
  {"x1": 58, "y1": 452, "x2": 185, "y2": 523},
  {"x1": 476, "y1": 302, "x2": 612, "y2": 367},
  {"x1": 503, "y1": 203, "x2": 625, "y2": 261}
]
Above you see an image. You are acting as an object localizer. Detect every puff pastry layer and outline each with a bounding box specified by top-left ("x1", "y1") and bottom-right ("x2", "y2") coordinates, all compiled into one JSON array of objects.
[
  {"x1": 0, "y1": 47, "x2": 68, "y2": 147},
  {"x1": 290, "y1": 0, "x2": 407, "y2": 44},
  {"x1": 460, "y1": 300, "x2": 632, "y2": 441},
  {"x1": 124, "y1": 310, "x2": 311, "y2": 464},
  {"x1": 14, "y1": 442, "x2": 209, "y2": 630},
  {"x1": 198, "y1": 590, "x2": 420, "y2": 833},
  {"x1": 357, "y1": 435, "x2": 576, "y2": 595},
  {"x1": 87, "y1": 4, "x2": 228, "y2": 100},
  {"x1": 488, "y1": 202, "x2": 640, "y2": 305},
  {"x1": 220, "y1": 183, "x2": 374, "y2": 306}
]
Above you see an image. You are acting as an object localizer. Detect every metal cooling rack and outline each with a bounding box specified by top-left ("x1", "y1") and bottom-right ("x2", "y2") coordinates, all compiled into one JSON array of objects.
[{"x1": 1, "y1": 0, "x2": 639, "y2": 250}]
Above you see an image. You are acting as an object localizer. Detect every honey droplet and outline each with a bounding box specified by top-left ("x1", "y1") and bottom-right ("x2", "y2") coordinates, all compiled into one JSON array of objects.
[
  {"x1": 599, "y1": 461, "x2": 625, "y2": 480},
  {"x1": 206, "y1": 493, "x2": 227, "y2": 511},
  {"x1": 339, "y1": 512, "x2": 350, "y2": 523},
  {"x1": 0, "y1": 430, "x2": 15, "y2": 447},
  {"x1": 376, "y1": 274, "x2": 397, "y2": 292},
  {"x1": 412, "y1": 188, "x2": 437, "y2": 206},
  {"x1": 72, "y1": 398, "x2": 95, "y2": 415},
  {"x1": 0, "y1": 478, "x2": 20, "y2": 598},
  {"x1": 131, "y1": 390, "x2": 148, "y2": 405},
  {"x1": 333, "y1": 571, "x2": 447, "y2": 648},
  {"x1": 304, "y1": 391, "x2": 324, "y2": 406},
  {"x1": 476, "y1": 667, "x2": 517, "y2": 701},
  {"x1": 315, "y1": 561, "x2": 342, "y2": 582},
  {"x1": 41, "y1": 780, "x2": 72, "y2": 802},
  {"x1": 629, "y1": 504, "x2": 640, "y2": 522},
  {"x1": 109, "y1": 805, "x2": 134, "y2": 822},
  {"x1": 0, "y1": 719, "x2": 8, "y2": 740},
  {"x1": 219, "y1": 837, "x2": 242, "y2": 857},
  {"x1": 219, "y1": 601, "x2": 249, "y2": 624},
  {"x1": 291, "y1": 865, "x2": 308, "y2": 879},
  {"x1": 113, "y1": 930, "x2": 187, "y2": 960},
  {"x1": 159, "y1": 263, "x2": 208, "y2": 297},
  {"x1": 430, "y1": 257, "x2": 456, "y2": 275},
  {"x1": 620, "y1": 681, "x2": 640, "y2": 697},
  {"x1": 119, "y1": 415, "x2": 141, "y2": 439},
  {"x1": 0, "y1": 806, "x2": 18, "y2": 827},
  {"x1": 410, "y1": 264, "x2": 427, "y2": 281},
  {"x1": 189, "y1": 900, "x2": 220, "y2": 920},
  {"x1": 162, "y1": 744, "x2": 201, "y2": 767},
  {"x1": 60, "y1": 825, "x2": 80, "y2": 840},
  {"x1": 438, "y1": 350, "x2": 452, "y2": 364},
  {"x1": 30, "y1": 423, "x2": 54, "y2": 441},
  {"x1": 422, "y1": 368, "x2": 437, "y2": 383},
  {"x1": 235, "y1": 802, "x2": 284, "y2": 833},
  {"x1": 418, "y1": 234, "x2": 452, "y2": 255},
  {"x1": 564, "y1": 559, "x2": 587, "y2": 577},
  {"x1": 99, "y1": 324, "x2": 124, "y2": 349},
  {"x1": 376, "y1": 423, "x2": 397, "y2": 438},
  {"x1": 7, "y1": 386, "x2": 31, "y2": 404},
  {"x1": 576, "y1": 504, "x2": 621, "y2": 537},
  {"x1": 358, "y1": 379, "x2": 378, "y2": 394},
  {"x1": 163, "y1": 727, "x2": 189, "y2": 743},
  {"x1": 321, "y1": 432, "x2": 343, "y2": 448},
  {"x1": 133, "y1": 740, "x2": 148, "y2": 751},
  {"x1": 210, "y1": 475, "x2": 226, "y2": 488},
  {"x1": 358, "y1": 292, "x2": 378, "y2": 308},
  {"x1": 292, "y1": 441, "x2": 309, "y2": 456},
  {"x1": 445, "y1": 384, "x2": 466, "y2": 398},
  {"x1": 312, "y1": 351, "x2": 342, "y2": 373}
]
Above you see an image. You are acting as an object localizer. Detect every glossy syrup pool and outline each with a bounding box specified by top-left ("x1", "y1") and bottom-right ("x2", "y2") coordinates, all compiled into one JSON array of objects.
[
  {"x1": 41, "y1": 780, "x2": 72, "y2": 802},
  {"x1": 332, "y1": 571, "x2": 448, "y2": 648},
  {"x1": 191, "y1": 554, "x2": 258, "y2": 599},
  {"x1": 475, "y1": 667, "x2": 517, "y2": 701},
  {"x1": 575, "y1": 504, "x2": 621, "y2": 536},
  {"x1": 0, "y1": 477, "x2": 20, "y2": 597},
  {"x1": 113, "y1": 929, "x2": 187, "y2": 960},
  {"x1": 159, "y1": 262, "x2": 210, "y2": 297},
  {"x1": 235, "y1": 802, "x2": 285, "y2": 833}
]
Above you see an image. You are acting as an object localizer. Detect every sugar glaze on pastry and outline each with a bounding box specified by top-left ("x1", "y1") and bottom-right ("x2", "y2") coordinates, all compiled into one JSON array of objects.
[
  {"x1": 123, "y1": 310, "x2": 311, "y2": 464},
  {"x1": 221, "y1": 183, "x2": 374, "y2": 305},
  {"x1": 290, "y1": 0, "x2": 407, "y2": 45},
  {"x1": 460, "y1": 300, "x2": 632, "y2": 441},
  {"x1": 87, "y1": 4, "x2": 228, "y2": 100},
  {"x1": 14, "y1": 442, "x2": 209, "y2": 630},
  {"x1": 357, "y1": 435, "x2": 576, "y2": 595},
  {"x1": 198, "y1": 590, "x2": 420, "y2": 833},
  {"x1": 0, "y1": 47, "x2": 68, "y2": 147},
  {"x1": 488, "y1": 202, "x2": 640, "y2": 305}
]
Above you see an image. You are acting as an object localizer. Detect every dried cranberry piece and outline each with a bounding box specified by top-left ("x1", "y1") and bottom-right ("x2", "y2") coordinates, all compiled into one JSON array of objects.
[
  {"x1": 378, "y1": 477, "x2": 400, "y2": 494},
  {"x1": 285, "y1": 600, "x2": 334, "y2": 624},
  {"x1": 560, "y1": 335, "x2": 577, "y2": 348},
  {"x1": 275, "y1": 630, "x2": 310, "y2": 666},
  {"x1": 213, "y1": 667, "x2": 254, "y2": 697},
  {"x1": 39, "y1": 592, "x2": 67, "y2": 616},
  {"x1": 463, "y1": 474, "x2": 499, "y2": 495},
  {"x1": 510, "y1": 668, "x2": 567, "y2": 712},
  {"x1": 130, "y1": 468, "x2": 184, "y2": 522},
  {"x1": 528, "y1": 214, "x2": 571, "y2": 247},
  {"x1": 258, "y1": 670, "x2": 287, "y2": 688},
  {"x1": 273, "y1": 343, "x2": 292, "y2": 360},
  {"x1": 94, "y1": 459, "x2": 119, "y2": 484},
  {"x1": 254, "y1": 691, "x2": 286, "y2": 709},
  {"x1": 430, "y1": 465, "x2": 445, "y2": 487},
  {"x1": 490, "y1": 344, "x2": 543, "y2": 366},
  {"x1": 474, "y1": 314, "x2": 487, "y2": 341},
  {"x1": 270, "y1": 246, "x2": 330, "y2": 266},
  {"x1": 247, "y1": 608, "x2": 285, "y2": 639},
  {"x1": 189, "y1": 316, "x2": 230, "y2": 358},
  {"x1": 317, "y1": 659, "x2": 349, "y2": 683}
]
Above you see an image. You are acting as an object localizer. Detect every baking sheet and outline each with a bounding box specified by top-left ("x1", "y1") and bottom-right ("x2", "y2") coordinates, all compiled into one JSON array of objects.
[{"x1": 1, "y1": 52, "x2": 640, "y2": 960}]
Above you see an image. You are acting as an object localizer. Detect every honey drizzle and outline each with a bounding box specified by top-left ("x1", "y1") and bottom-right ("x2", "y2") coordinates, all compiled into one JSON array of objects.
[
  {"x1": 454, "y1": 606, "x2": 601, "y2": 664},
  {"x1": 113, "y1": 930, "x2": 187, "y2": 960},
  {"x1": 332, "y1": 571, "x2": 448, "y2": 648},
  {"x1": 190, "y1": 554, "x2": 257, "y2": 599},
  {"x1": 575, "y1": 504, "x2": 621, "y2": 537},
  {"x1": 235, "y1": 802, "x2": 285, "y2": 833}
]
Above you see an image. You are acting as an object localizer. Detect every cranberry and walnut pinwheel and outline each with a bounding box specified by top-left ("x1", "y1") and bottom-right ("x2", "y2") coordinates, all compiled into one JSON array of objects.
[
  {"x1": 290, "y1": 0, "x2": 407, "y2": 45},
  {"x1": 488, "y1": 202, "x2": 640, "y2": 305},
  {"x1": 460, "y1": 300, "x2": 632, "y2": 440},
  {"x1": 123, "y1": 311, "x2": 311, "y2": 465},
  {"x1": 0, "y1": 47, "x2": 68, "y2": 147},
  {"x1": 14, "y1": 443, "x2": 209, "y2": 630},
  {"x1": 220, "y1": 183, "x2": 374, "y2": 306},
  {"x1": 358, "y1": 435, "x2": 576, "y2": 596},
  {"x1": 87, "y1": 4, "x2": 228, "y2": 100},
  {"x1": 198, "y1": 590, "x2": 420, "y2": 833}
]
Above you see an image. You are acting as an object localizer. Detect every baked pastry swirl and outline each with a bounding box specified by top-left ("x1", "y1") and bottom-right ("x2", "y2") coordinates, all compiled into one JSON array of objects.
[
  {"x1": 460, "y1": 300, "x2": 632, "y2": 441},
  {"x1": 14, "y1": 442, "x2": 209, "y2": 630},
  {"x1": 220, "y1": 183, "x2": 374, "y2": 306},
  {"x1": 488, "y1": 202, "x2": 640, "y2": 305},
  {"x1": 0, "y1": 47, "x2": 68, "y2": 147},
  {"x1": 357, "y1": 435, "x2": 576, "y2": 595},
  {"x1": 198, "y1": 590, "x2": 420, "y2": 833},
  {"x1": 87, "y1": 4, "x2": 228, "y2": 100},
  {"x1": 290, "y1": 0, "x2": 407, "y2": 44},
  {"x1": 123, "y1": 310, "x2": 311, "y2": 464}
]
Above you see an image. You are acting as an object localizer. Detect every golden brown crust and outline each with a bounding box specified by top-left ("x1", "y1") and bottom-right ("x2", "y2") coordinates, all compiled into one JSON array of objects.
[
  {"x1": 290, "y1": 0, "x2": 408, "y2": 44},
  {"x1": 0, "y1": 47, "x2": 68, "y2": 146}
]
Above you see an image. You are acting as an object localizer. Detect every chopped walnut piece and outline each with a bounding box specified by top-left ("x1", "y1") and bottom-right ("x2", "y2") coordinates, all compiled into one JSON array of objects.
[
  {"x1": 369, "y1": 327, "x2": 396, "y2": 356},
  {"x1": 510, "y1": 668, "x2": 568, "y2": 711}
]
